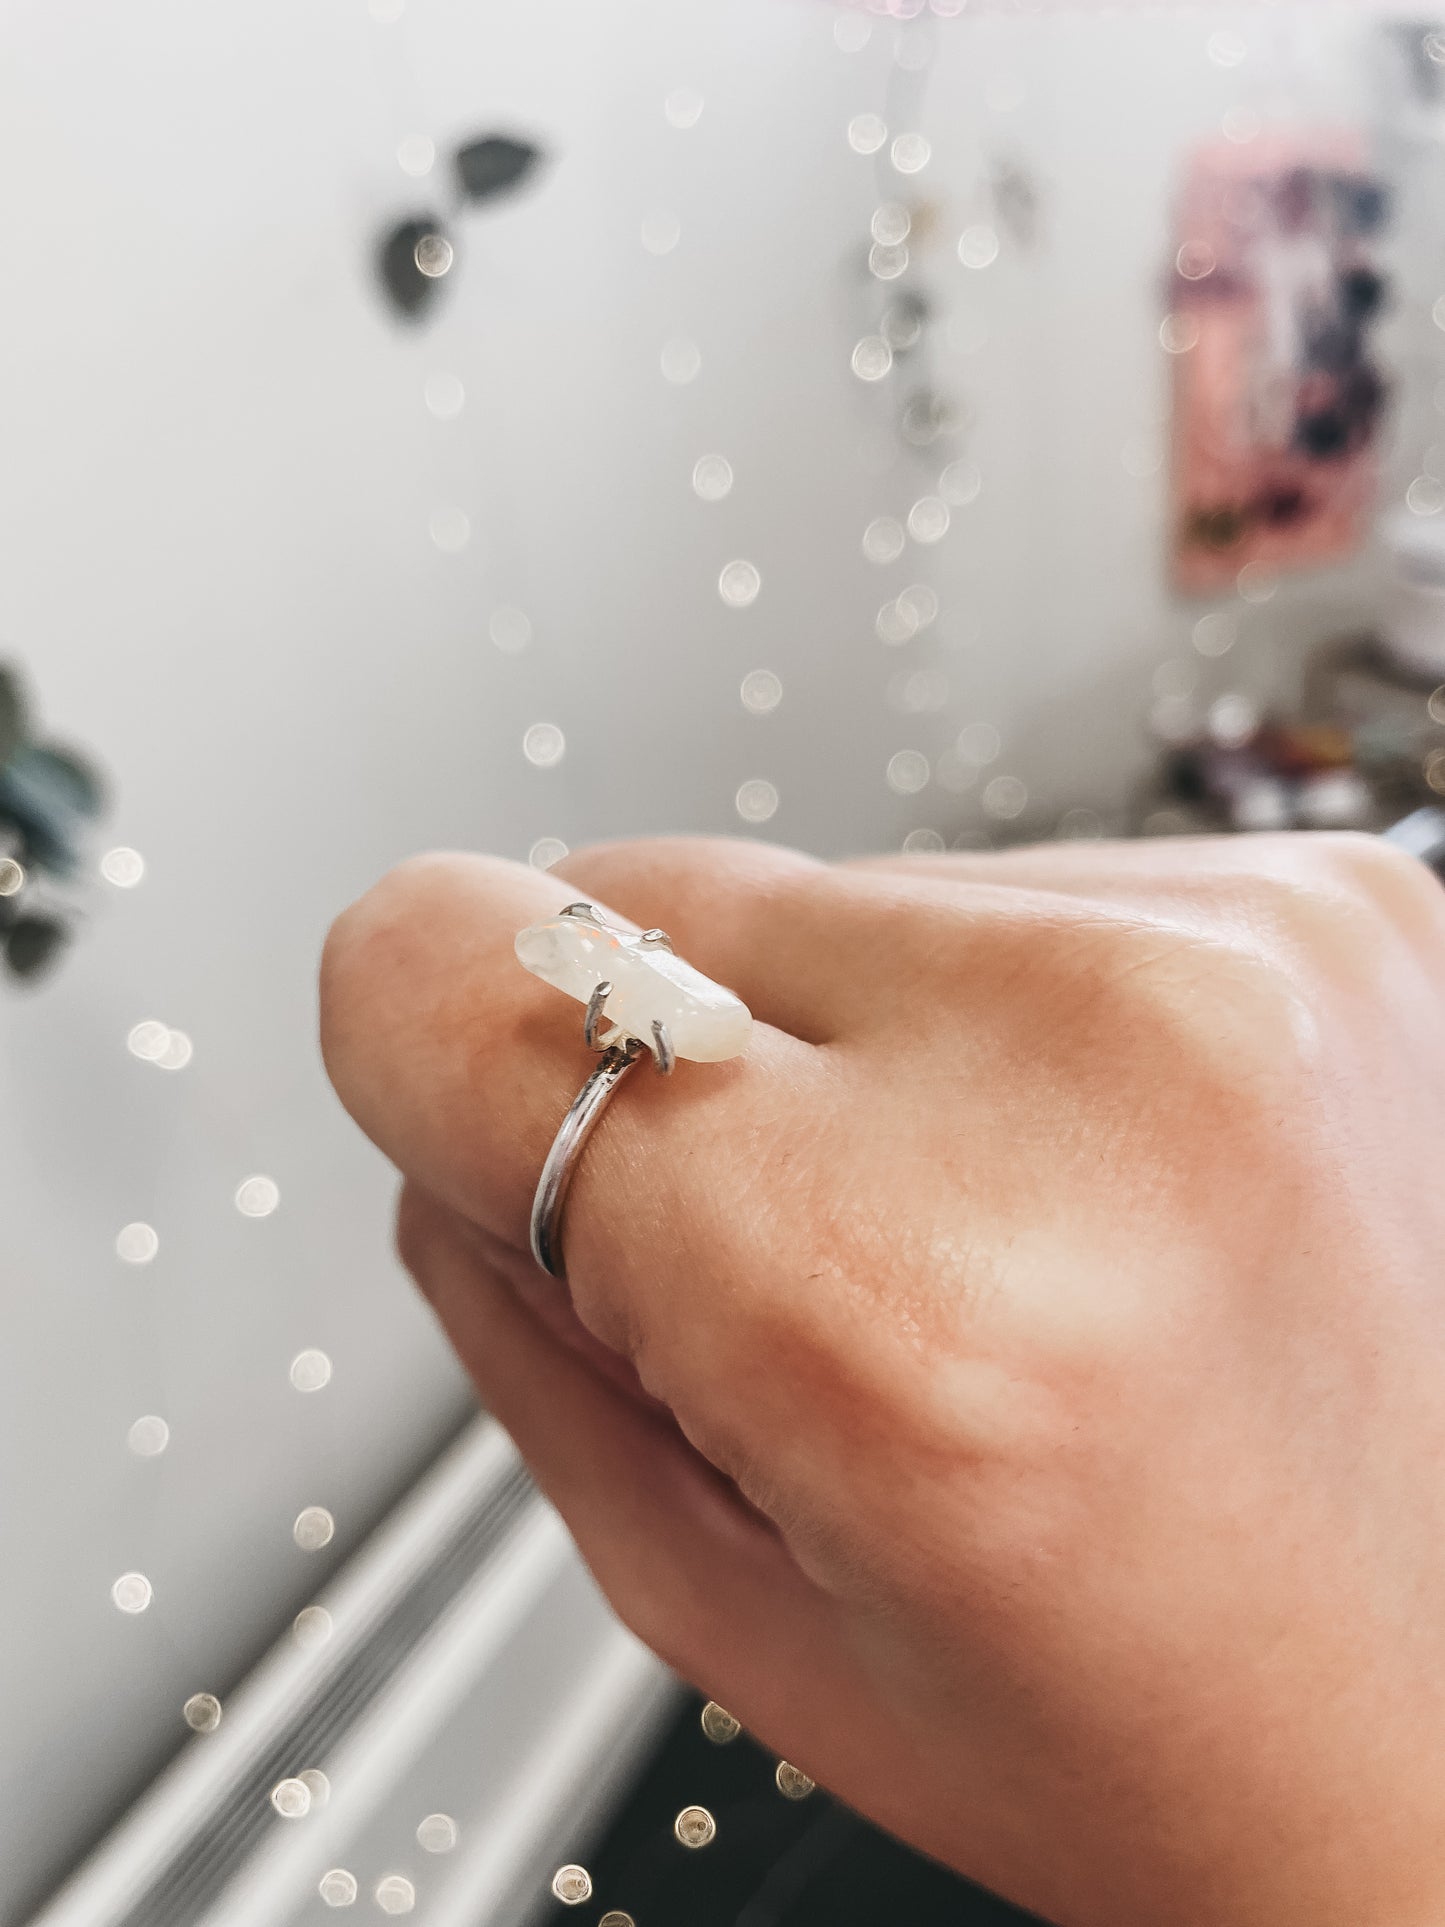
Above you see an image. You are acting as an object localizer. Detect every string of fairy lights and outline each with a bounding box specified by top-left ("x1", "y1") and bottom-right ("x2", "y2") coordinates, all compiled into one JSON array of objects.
[
  {"x1": 78, "y1": 3, "x2": 1445, "y2": 1921},
  {"x1": 544, "y1": 1703, "x2": 817, "y2": 1921},
  {"x1": 96, "y1": 5, "x2": 1066, "y2": 1918}
]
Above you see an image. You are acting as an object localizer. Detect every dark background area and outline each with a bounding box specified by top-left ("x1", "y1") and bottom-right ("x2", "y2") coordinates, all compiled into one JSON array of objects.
[{"x1": 534, "y1": 1694, "x2": 1044, "y2": 1927}]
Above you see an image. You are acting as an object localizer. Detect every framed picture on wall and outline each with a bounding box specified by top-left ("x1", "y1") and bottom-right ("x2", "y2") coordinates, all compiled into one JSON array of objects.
[{"x1": 1170, "y1": 134, "x2": 1391, "y2": 592}]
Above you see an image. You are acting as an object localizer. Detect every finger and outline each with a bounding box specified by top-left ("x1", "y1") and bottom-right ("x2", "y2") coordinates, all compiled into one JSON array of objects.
[
  {"x1": 320, "y1": 850, "x2": 815, "y2": 1264},
  {"x1": 451, "y1": 1210, "x2": 664, "y2": 1406},
  {"x1": 324, "y1": 850, "x2": 907, "y2": 1558},
  {"x1": 397, "y1": 1183, "x2": 851, "y2": 1725},
  {"x1": 846, "y1": 842, "x2": 1169, "y2": 903},
  {"x1": 845, "y1": 833, "x2": 1366, "y2": 906},
  {"x1": 552, "y1": 836, "x2": 857, "y2": 1045}
]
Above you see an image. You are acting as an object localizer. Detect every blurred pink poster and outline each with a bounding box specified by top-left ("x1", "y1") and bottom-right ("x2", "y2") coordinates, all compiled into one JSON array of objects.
[{"x1": 1170, "y1": 134, "x2": 1390, "y2": 594}]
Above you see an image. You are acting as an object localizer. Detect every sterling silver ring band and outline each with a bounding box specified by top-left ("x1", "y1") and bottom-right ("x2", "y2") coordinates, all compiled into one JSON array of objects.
[{"x1": 528, "y1": 1037, "x2": 645, "y2": 1279}]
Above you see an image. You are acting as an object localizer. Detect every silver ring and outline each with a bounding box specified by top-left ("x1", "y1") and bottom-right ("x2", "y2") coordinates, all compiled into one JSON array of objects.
[
  {"x1": 516, "y1": 900, "x2": 753, "y2": 1280},
  {"x1": 529, "y1": 1036, "x2": 646, "y2": 1278}
]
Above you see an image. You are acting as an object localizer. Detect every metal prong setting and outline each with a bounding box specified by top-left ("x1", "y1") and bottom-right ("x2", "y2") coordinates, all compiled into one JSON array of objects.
[
  {"x1": 559, "y1": 901, "x2": 601, "y2": 923},
  {"x1": 583, "y1": 979, "x2": 673, "y2": 1071},
  {"x1": 651, "y1": 1019, "x2": 676, "y2": 1076},
  {"x1": 583, "y1": 980, "x2": 613, "y2": 1051},
  {"x1": 638, "y1": 928, "x2": 674, "y2": 952}
]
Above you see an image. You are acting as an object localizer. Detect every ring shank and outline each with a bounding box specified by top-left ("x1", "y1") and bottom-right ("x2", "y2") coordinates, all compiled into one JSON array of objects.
[{"x1": 529, "y1": 1042, "x2": 645, "y2": 1278}]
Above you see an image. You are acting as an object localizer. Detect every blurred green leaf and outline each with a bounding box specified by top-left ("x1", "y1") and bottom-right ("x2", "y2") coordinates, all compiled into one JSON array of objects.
[
  {"x1": 376, "y1": 214, "x2": 453, "y2": 320},
  {"x1": 23, "y1": 743, "x2": 105, "y2": 816},
  {"x1": 0, "y1": 667, "x2": 28, "y2": 771},
  {"x1": 6, "y1": 914, "x2": 68, "y2": 980},
  {"x1": 454, "y1": 135, "x2": 544, "y2": 205}
]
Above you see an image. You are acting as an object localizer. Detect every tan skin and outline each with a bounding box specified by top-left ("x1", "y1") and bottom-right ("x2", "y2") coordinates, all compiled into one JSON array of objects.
[{"x1": 321, "y1": 832, "x2": 1445, "y2": 1927}]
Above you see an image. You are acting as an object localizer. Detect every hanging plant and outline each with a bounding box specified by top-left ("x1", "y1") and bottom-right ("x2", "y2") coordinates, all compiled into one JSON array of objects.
[{"x1": 375, "y1": 131, "x2": 547, "y2": 321}]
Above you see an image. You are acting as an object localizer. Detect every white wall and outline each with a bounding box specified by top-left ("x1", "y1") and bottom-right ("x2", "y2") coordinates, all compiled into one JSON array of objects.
[{"x1": 0, "y1": 2, "x2": 1420, "y2": 1918}]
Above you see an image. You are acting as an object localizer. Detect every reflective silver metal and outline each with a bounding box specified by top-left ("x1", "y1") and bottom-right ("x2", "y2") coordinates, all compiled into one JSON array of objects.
[
  {"x1": 529, "y1": 1039, "x2": 644, "y2": 1278},
  {"x1": 651, "y1": 1019, "x2": 675, "y2": 1076},
  {"x1": 583, "y1": 980, "x2": 613, "y2": 1051}
]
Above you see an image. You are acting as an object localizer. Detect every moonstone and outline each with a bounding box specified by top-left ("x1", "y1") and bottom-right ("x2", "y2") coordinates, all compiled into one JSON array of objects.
[{"x1": 515, "y1": 913, "x2": 752, "y2": 1063}]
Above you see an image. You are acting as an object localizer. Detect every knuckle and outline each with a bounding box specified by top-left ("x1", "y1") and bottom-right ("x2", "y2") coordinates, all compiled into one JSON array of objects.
[
  {"x1": 1065, "y1": 912, "x2": 1319, "y2": 1103},
  {"x1": 320, "y1": 854, "x2": 445, "y2": 996},
  {"x1": 1308, "y1": 829, "x2": 1444, "y2": 927},
  {"x1": 318, "y1": 897, "x2": 368, "y2": 1015},
  {"x1": 317, "y1": 906, "x2": 370, "y2": 1081},
  {"x1": 1242, "y1": 835, "x2": 1445, "y2": 1000},
  {"x1": 565, "y1": 834, "x2": 818, "y2": 910},
  {"x1": 318, "y1": 853, "x2": 468, "y2": 1069}
]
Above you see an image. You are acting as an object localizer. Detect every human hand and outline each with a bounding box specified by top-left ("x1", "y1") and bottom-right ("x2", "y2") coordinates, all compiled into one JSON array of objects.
[{"x1": 321, "y1": 833, "x2": 1445, "y2": 1927}]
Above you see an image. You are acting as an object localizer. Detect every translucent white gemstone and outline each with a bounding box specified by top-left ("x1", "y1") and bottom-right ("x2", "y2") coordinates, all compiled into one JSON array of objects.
[{"x1": 515, "y1": 916, "x2": 752, "y2": 1064}]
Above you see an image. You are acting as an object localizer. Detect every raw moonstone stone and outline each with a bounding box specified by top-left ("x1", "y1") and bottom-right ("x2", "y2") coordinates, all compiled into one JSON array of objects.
[{"x1": 515, "y1": 914, "x2": 752, "y2": 1064}]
